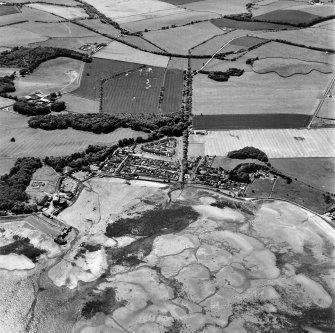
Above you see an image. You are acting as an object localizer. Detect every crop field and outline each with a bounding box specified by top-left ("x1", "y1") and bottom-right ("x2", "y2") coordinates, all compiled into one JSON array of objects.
[
  {"x1": 77, "y1": 19, "x2": 120, "y2": 37},
  {"x1": 27, "y1": 3, "x2": 88, "y2": 20},
  {"x1": 0, "y1": 26, "x2": 47, "y2": 47},
  {"x1": 253, "y1": 58, "x2": 334, "y2": 77},
  {"x1": 254, "y1": 27, "x2": 334, "y2": 50},
  {"x1": 60, "y1": 94, "x2": 99, "y2": 114},
  {"x1": 193, "y1": 114, "x2": 311, "y2": 130},
  {"x1": 83, "y1": 0, "x2": 184, "y2": 24},
  {"x1": 189, "y1": 128, "x2": 335, "y2": 158},
  {"x1": 270, "y1": 157, "x2": 335, "y2": 193},
  {"x1": 191, "y1": 33, "x2": 234, "y2": 56},
  {"x1": 317, "y1": 80, "x2": 335, "y2": 119},
  {"x1": 14, "y1": 57, "x2": 83, "y2": 97},
  {"x1": 192, "y1": 71, "x2": 333, "y2": 116},
  {"x1": 230, "y1": 36, "x2": 265, "y2": 48},
  {"x1": 161, "y1": 68, "x2": 184, "y2": 114},
  {"x1": 0, "y1": 5, "x2": 19, "y2": 16},
  {"x1": 29, "y1": 36, "x2": 110, "y2": 51},
  {"x1": 144, "y1": 22, "x2": 223, "y2": 55},
  {"x1": 102, "y1": 66, "x2": 165, "y2": 114},
  {"x1": 252, "y1": 0, "x2": 309, "y2": 16},
  {"x1": 204, "y1": 58, "x2": 250, "y2": 72},
  {"x1": 0, "y1": 110, "x2": 148, "y2": 159},
  {"x1": 314, "y1": 18, "x2": 335, "y2": 30},
  {"x1": 93, "y1": 41, "x2": 169, "y2": 68},
  {"x1": 168, "y1": 57, "x2": 188, "y2": 70},
  {"x1": 254, "y1": 9, "x2": 322, "y2": 26},
  {"x1": 73, "y1": 58, "x2": 142, "y2": 100},
  {"x1": 285, "y1": 4, "x2": 335, "y2": 17},
  {"x1": 211, "y1": 17, "x2": 294, "y2": 30},
  {"x1": 123, "y1": 9, "x2": 218, "y2": 32}
]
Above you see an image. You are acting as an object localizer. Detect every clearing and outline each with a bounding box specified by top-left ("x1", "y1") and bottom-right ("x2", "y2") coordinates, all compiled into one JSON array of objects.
[
  {"x1": 14, "y1": 57, "x2": 83, "y2": 97},
  {"x1": 93, "y1": 41, "x2": 169, "y2": 67},
  {"x1": 189, "y1": 128, "x2": 335, "y2": 158}
]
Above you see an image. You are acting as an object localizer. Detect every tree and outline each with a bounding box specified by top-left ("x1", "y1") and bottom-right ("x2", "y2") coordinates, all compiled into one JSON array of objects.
[
  {"x1": 10, "y1": 137, "x2": 15, "y2": 142},
  {"x1": 50, "y1": 101, "x2": 66, "y2": 112}
]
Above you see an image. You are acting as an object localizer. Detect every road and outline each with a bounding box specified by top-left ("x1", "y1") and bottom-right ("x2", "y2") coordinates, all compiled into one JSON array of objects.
[{"x1": 307, "y1": 73, "x2": 335, "y2": 128}]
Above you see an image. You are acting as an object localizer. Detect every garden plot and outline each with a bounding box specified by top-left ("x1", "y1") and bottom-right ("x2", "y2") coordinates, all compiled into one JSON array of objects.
[
  {"x1": 73, "y1": 58, "x2": 142, "y2": 100},
  {"x1": 144, "y1": 21, "x2": 224, "y2": 55},
  {"x1": 253, "y1": 58, "x2": 333, "y2": 77},
  {"x1": 14, "y1": 57, "x2": 83, "y2": 97},
  {"x1": 189, "y1": 128, "x2": 335, "y2": 158},
  {"x1": 192, "y1": 71, "x2": 332, "y2": 116},
  {"x1": 102, "y1": 66, "x2": 165, "y2": 114},
  {"x1": 83, "y1": 0, "x2": 185, "y2": 24},
  {"x1": 27, "y1": 3, "x2": 88, "y2": 20},
  {"x1": 93, "y1": 41, "x2": 169, "y2": 67}
]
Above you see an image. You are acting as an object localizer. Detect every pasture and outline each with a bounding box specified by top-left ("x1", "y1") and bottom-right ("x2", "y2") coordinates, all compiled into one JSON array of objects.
[
  {"x1": 27, "y1": 3, "x2": 88, "y2": 20},
  {"x1": 253, "y1": 58, "x2": 334, "y2": 77},
  {"x1": 192, "y1": 71, "x2": 333, "y2": 116},
  {"x1": 102, "y1": 66, "x2": 165, "y2": 114},
  {"x1": 270, "y1": 157, "x2": 335, "y2": 193},
  {"x1": 0, "y1": 5, "x2": 19, "y2": 16},
  {"x1": 193, "y1": 114, "x2": 311, "y2": 130},
  {"x1": 189, "y1": 128, "x2": 335, "y2": 158},
  {"x1": 73, "y1": 58, "x2": 142, "y2": 100},
  {"x1": 14, "y1": 57, "x2": 83, "y2": 97},
  {"x1": 60, "y1": 94, "x2": 99, "y2": 114},
  {"x1": 144, "y1": 22, "x2": 223, "y2": 55},
  {"x1": 93, "y1": 41, "x2": 169, "y2": 67},
  {"x1": 161, "y1": 68, "x2": 184, "y2": 114},
  {"x1": 246, "y1": 178, "x2": 274, "y2": 198},
  {"x1": 0, "y1": 110, "x2": 148, "y2": 158}
]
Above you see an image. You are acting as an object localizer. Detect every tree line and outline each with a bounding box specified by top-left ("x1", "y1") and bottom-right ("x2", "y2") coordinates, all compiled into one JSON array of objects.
[{"x1": 13, "y1": 100, "x2": 66, "y2": 116}]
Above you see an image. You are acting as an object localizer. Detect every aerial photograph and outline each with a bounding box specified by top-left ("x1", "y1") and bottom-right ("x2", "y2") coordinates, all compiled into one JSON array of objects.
[{"x1": 0, "y1": 0, "x2": 334, "y2": 332}]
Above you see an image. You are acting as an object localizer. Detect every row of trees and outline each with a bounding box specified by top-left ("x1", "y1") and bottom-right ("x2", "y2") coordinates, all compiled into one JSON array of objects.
[
  {"x1": 0, "y1": 46, "x2": 91, "y2": 75},
  {"x1": 0, "y1": 157, "x2": 42, "y2": 214},
  {"x1": 28, "y1": 112, "x2": 189, "y2": 136}
]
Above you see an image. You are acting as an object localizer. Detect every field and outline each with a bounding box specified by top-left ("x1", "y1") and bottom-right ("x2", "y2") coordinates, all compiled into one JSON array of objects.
[
  {"x1": 252, "y1": 0, "x2": 311, "y2": 16},
  {"x1": 5, "y1": 0, "x2": 79, "y2": 4},
  {"x1": 253, "y1": 58, "x2": 334, "y2": 77},
  {"x1": 192, "y1": 71, "x2": 333, "y2": 118},
  {"x1": 73, "y1": 58, "x2": 142, "y2": 100},
  {"x1": 93, "y1": 41, "x2": 169, "y2": 67},
  {"x1": 144, "y1": 21, "x2": 223, "y2": 54},
  {"x1": 191, "y1": 33, "x2": 233, "y2": 56},
  {"x1": 83, "y1": 0, "x2": 184, "y2": 24},
  {"x1": 27, "y1": 3, "x2": 88, "y2": 20},
  {"x1": 168, "y1": 57, "x2": 188, "y2": 70},
  {"x1": 189, "y1": 128, "x2": 335, "y2": 158},
  {"x1": 0, "y1": 110, "x2": 148, "y2": 159},
  {"x1": 60, "y1": 93, "x2": 99, "y2": 113},
  {"x1": 161, "y1": 68, "x2": 184, "y2": 114},
  {"x1": 317, "y1": 79, "x2": 335, "y2": 119},
  {"x1": 271, "y1": 178, "x2": 334, "y2": 214},
  {"x1": 0, "y1": 158, "x2": 16, "y2": 175},
  {"x1": 76, "y1": 19, "x2": 120, "y2": 37},
  {"x1": 13, "y1": 57, "x2": 83, "y2": 97},
  {"x1": 118, "y1": 35, "x2": 165, "y2": 53},
  {"x1": 270, "y1": 157, "x2": 335, "y2": 193},
  {"x1": 211, "y1": 17, "x2": 295, "y2": 30},
  {"x1": 0, "y1": 97, "x2": 14, "y2": 109},
  {"x1": 193, "y1": 114, "x2": 311, "y2": 130},
  {"x1": 284, "y1": 4, "x2": 335, "y2": 17},
  {"x1": 102, "y1": 66, "x2": 165, "y2": 114},
  {"x1": 246, "y1": 178, "x2": 274, "y2": 197},
  {"x1": 0, "y1": 26, "x2": 48, "y2": 47},
  {"x1": 0, "y1": 5, "x2": 19, "y2": 16},
  {"x1": 123, "y1": 8, "x2": 218, "y2": 32}
]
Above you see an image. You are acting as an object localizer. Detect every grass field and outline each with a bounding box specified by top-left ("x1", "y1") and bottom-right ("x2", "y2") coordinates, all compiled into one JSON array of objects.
[
  {"x1": 144, "y1": 21, "x2": 223, "y2": 55},
  {"x1": 270, "y1": 157, "x2": 335, "y2": 193},
  {"x1": 192, "y1": 71, "x2": 333, "y2": 116},
  {"x1": 230, "y1": 36, "x2": 265, "y2": 48},
  {"x1": 93, "y1": 41, "x2": 169, "y2": 67},
  {"x1": 102, "y1": 66, "x2": 165, "y2": 114},
  {"x1": 27, "y1": 3, "x2": 88, "y2": 20},
  {"x1": 0, "y1": 158, "x2": 16, "y2": 175},
  {"x1": 14, "y1": 57, "x2": 83, "y2": 97},
  {"x1": 168, "y1": 57, "x2": 188, "y2": 70},
  {"x1": 246, "y1": 178, "x2": 274, "y2": 197},
  {"x1": 189, "y1": 128, "x2": 335, "y2": 158},
  {"x1": 271, "y1": 178, "x2": 334, "y2": 214},
  {"x1": 285, "y1": 4, "x2": 335, "y2": 17},
  {"x1": 191, "y1": 33, "x2": 233, "y2": 56},
  {"x1": 317, "y1": 79, "x2": 335, "y2": 119},
  {"x1": 253, "y1": 58, "x2": 334, "y2": 77},
  {"x1": 0, "y1": 110, "x2": 148, "y2": 158},
  {"x1": 161, "y1": 68, "x2": 184, "y2": 114},
  {"x1": 5, "y1": 0, "x2": 78, "y2": 4},
  {"x1": 118, "y1": 35, "x2": 165, "y2": 53},
  {"x1": 60, "y1": 94, "x2": 99, "y2": 113},
  {"x1": 0, "y1": 26, "x2": 48, "y2": 47},
  {"x1": 211, "y1": 17, "x2": 294, "y2": 30},
  {"x1": 73, "y1": 58, "x2": 142, "y2": 100},
  {"x1": 0, "y1": 5, "x2": 19, "y2": 16},
  {"x1": 193, "y1": 114, "x2": 311, "y2": 130}
]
